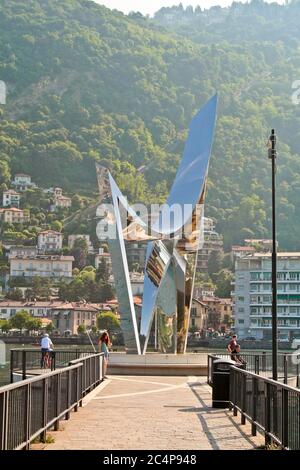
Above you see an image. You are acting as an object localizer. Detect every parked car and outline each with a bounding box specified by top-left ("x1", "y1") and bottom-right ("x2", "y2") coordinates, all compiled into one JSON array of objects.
[{"x1": 243, "y1": 336, "x2": 256, "y2": 341}]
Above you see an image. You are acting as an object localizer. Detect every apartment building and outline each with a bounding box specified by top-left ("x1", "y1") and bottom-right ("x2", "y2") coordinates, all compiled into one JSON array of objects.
[
  {"x1": 38, "y1": 230, "x2": 63, "y2": 252},
  {"x1": 9, "y1": 254, "x2": 74, "y2": 279},
  {"x1": 234, "y1": 253, "x2": 300, "y2": 340}
]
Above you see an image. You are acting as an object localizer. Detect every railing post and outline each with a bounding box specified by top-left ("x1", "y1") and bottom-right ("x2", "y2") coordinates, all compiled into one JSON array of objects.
[
  {"x1": 262, "y1": 351, "x2": 267, "y2": 372},
  {"x1": 10, "y1": 350, "x2": 14, "y2": 384},
  {"x1": 283, "y1": 354, "x2": 288, "y2": 385},
  {"x1": 251, "y1": 377, "x2": 257, "y2": 436},
  {"x1": 0, "y1": 391, "x2": 8, "y2": 450},
  {"x1": 255, "y1": 355, "x2": 259, "y2": 375},
  {"x1": 54, "y1": 374, "x2": 61, "y2": 431},
  {"x1": 282, "y1": 388, "x2": 289, "y2": 448},
  {"x1": 41, "y1": 378, "x2": 48, "y2": 442},
  {"x1": 297, "y1": 361, "x2": 300, "y2": 389},
  {"x1": 24, "y1": 383, "x2": 31, "y2": 449},
  {"x1": 265, "y1": 382, "x2": 271, "y2": 445},
  {"x1": 22, "y1": 350, "x2": 26, "y2": 381},
  {"x1": 241, "y1": 373, "x2": 246, "y2": 425},
  {"x1": 65, "y1": 370, "x2": 71, "y2": 420}
]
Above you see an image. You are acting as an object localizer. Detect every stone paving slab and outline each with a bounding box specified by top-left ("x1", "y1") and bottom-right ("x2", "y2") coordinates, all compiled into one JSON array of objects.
[{"x1": 44, "y1": 376, "x2": 264, "y2": 450}]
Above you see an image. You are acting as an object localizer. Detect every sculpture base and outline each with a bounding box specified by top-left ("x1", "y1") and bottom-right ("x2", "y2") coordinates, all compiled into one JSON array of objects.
[{"x1": 107, "y1": 352, "x2": 208, "y2": 376}]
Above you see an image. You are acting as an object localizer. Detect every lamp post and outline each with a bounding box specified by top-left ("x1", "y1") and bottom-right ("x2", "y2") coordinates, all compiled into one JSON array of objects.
[{"x1": 268, "y1": 129, "x2": 278, "y2": 381}]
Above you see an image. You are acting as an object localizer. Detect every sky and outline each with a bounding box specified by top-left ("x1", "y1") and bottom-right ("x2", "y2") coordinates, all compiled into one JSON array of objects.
[{"x1": 94, "y1": 0, "x2": 285, "y2": 17}]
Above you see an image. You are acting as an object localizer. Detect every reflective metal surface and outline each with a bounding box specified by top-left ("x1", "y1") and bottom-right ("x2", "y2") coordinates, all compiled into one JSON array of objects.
[{"x1": 95, "y1": 95, "x2": 218, "y2": 354}]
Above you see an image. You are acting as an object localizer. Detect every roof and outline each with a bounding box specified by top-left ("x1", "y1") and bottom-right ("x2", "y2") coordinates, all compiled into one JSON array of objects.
[
  {"x1": 192, "y1": 298, "x2": 209, "y2": 308},
  {"x1": 14, "y1": 173, "x2": 31, "y2": 178},
  {"x1": 10, "y1": 255, "x2": 74, "y2": 261},
  {"x1": 0, "y1": 207, "x2": 23, "y2": 212},
  {"x1": 38, "y1": 230, "x2": 62, "y2": 236},
  {"x1": 3, "y1": 190, "x2": 20, "y2": 195}
]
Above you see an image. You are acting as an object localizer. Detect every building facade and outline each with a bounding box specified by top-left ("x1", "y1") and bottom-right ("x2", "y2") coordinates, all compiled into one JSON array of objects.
[
  {"x1": 9, "y1": 254, "x2": 74, "y2": 279},
  {"x1": 68, "y1": 234, "x2": 94, "y2": 253},
  {"x1": 11, "y1": 174, "x2": 36, "y2": 191},
  {"x1": 38, "y1": 230, "x2": 63, "y2": 252},
  {"x1": 196, "y1": 217, "x2": 223, "y2": 271},
  {"x1": 0, "y1": 208, "x2": 30, "y2": 224},
  {"x1": 234, "y1": 253, "x2": 300, "y2": 340},
  {"x1": 189, "y1": 298, "x2": 209, "y2": 332},
  {"x1": 2, "y1": 190, "x2": 20, "y2": 208}
]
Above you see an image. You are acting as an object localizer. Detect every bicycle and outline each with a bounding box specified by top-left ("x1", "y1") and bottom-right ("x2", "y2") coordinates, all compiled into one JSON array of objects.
[{"x1": 42, "y1": 349, "x2": 54, "y2": 370}]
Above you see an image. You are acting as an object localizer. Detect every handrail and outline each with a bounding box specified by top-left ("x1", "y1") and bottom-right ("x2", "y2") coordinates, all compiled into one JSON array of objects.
[
  {"x1": 1, "y1": 353, "x2": 104, "y2": 450},
  {"x1": 229, "y1": 366, "x2": 300, "y2": 449},
  {"x1": 207, "y1": 352, "x2": 300, "y2": 388}
]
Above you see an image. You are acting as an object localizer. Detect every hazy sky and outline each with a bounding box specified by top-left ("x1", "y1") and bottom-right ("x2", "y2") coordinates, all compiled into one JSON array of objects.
[{"x1": 95, "y1": 1, "x2": 285, "y2": 16}]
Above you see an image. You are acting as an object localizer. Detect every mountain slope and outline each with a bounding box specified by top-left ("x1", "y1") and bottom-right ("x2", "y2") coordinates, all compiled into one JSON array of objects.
[{"x1": 1, "y1": 0, "x2": 300, "y2": 249}]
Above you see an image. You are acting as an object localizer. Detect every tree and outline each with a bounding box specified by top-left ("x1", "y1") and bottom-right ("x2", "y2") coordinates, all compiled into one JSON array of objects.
[
  {"x1": 0, "y1": 319, "x2": 10, "y2": 332},
  {"x1": 10, "y1": 310, "x2": 31, "y2": 333},
  {"x1": 26, "y1": 318, "x2": 42, "y2": 335},
  {"x1": 208, "y1": 251, "x2": 223, "y2": 280},
  {"x1": 77, "y1": 324, "x2": 86, "y2": 335},
  {"x1": 71, "y1": 238, "x2": 88, "y2": 269},
  {"x1": 96, "y1": 311, "x2": 120, "y2": 332},
  {"x1": 214, "y1": 269, "x2": 234, "y2": 298},
  {"x1": 96, "y1": 258, "x2": 109, "y2": 283},
  {"x1": 7, "y1": 288, "x2": 24, "y2": 301},
  {"x1": 45, "y1": 321, "x2": 55, "y2": 333}
]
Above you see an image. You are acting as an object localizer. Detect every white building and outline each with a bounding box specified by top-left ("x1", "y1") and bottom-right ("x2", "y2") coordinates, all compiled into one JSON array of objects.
[
  {"x1": 10, "y1": 246, "x2": 38, "y2": 258},
  {"x1": 2, "y1": 190, "x2": 20, "y2": 208},
  {"x1": 68, "y1": 235, "x2": 94, "y2": 254},
  {"x1": 234, "y1": 252, "x2": 300, "y2": 341},
  {"x1": 38, "y1": 230, "x2": 63, "y2": 252},
  {"x1": 9, "y1": 254, "x2": 74, "y2": 279},
  {"x1": 11, "y1": 174, "x2": 36, "y2": 191}
]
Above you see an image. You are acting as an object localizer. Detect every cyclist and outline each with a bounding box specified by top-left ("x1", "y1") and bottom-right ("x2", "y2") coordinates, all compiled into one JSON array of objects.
[{"x1": 40, "y1": 333, "x2": 54, "y2": 368}]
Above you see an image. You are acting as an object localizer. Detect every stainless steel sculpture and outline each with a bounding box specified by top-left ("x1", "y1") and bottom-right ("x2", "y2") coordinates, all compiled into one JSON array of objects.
[{"x1": 96, "y1": 95, "x2": 218, "y2": 354}]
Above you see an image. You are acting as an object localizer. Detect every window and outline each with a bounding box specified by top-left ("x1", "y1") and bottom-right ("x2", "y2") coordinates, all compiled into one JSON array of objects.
[
  {"x1": 238, "y1": 319, "x2": 244, "y2": 324},
  {"x1": 11, "y1": 309, "x2": 16, "y2": 315},
  {"x1": 238, "y1": 296, "x2": 244, "y2": 302},
  {"x1": 191, "y1": 308, "x2": 197, "y2": 318},
  {"x1": 238, "y1": 308, "x2": 244, "y2": 313},
  {"x1": 1, "y1": 309, "x2": 7, "y2": 313}
]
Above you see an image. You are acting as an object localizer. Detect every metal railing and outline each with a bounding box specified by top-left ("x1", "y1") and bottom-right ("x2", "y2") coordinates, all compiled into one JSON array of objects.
[
  {"x1": 69, "y1": 353, "x2": 103, "y2": 397},
  {"x1": 207, "y1": 352, "x2": 300, "y2": 388},
  {"x1": 230, "y1": 367, "x2": 300, "y2": 450},
  {"x1": 10, "y1": 348, "x2": 95, "y2": 382},
  {"x1": 0, "y1": 353, "x2": 104, "y2": 450}
]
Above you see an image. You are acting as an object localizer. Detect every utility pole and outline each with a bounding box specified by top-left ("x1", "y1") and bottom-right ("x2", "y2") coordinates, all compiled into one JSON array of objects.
[{"x1": 268, "y1": 129, "x2": 278, "y2": 381}]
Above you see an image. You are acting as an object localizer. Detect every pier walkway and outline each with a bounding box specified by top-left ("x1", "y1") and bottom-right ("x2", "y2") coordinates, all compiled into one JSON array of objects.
[{"x1": 43, "y1": 376, "x2": 264, "y2": 450}]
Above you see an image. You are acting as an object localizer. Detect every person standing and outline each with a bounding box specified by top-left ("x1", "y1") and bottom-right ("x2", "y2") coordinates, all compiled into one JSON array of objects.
[
  {"x1": 98, "y1": 331, "x2": 111, "y2": 379},
  {"x1": 40, "y1": 333, "x2": 54, "y2": 368}
]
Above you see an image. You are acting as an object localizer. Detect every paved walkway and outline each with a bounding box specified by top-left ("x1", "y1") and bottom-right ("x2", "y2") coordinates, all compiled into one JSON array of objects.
[{"x1": 44, "y1": 376, "x2": 264, "y2": 450}]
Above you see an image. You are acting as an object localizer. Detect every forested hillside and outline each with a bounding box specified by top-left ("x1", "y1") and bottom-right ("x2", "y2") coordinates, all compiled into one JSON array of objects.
[{"x1": 1, "y1": 0, "x2": 300, "y2": 249}]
